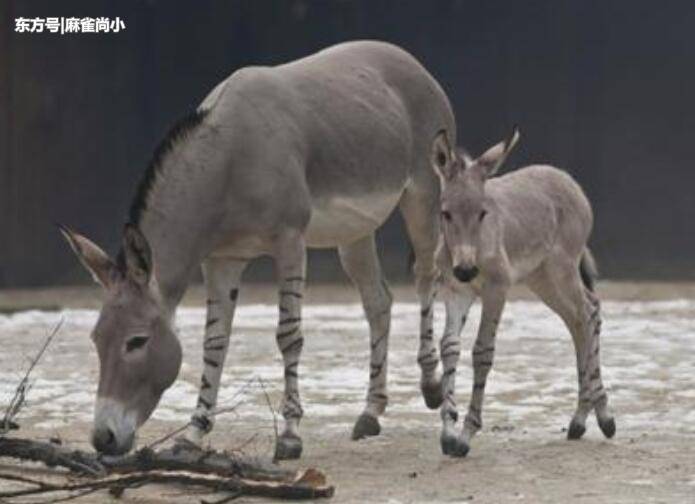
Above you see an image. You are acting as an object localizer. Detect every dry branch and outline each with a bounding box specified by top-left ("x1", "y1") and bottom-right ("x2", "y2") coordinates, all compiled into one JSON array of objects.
[
  {"x1": 1, "y1": 320, "x2": 63, "y2": 436},
  {"x1": 0, "y1": 438, "x2": 334, "y2": 501},
  {"x1": 0, "y1": 321, "x2": 334, "y2": 501}
]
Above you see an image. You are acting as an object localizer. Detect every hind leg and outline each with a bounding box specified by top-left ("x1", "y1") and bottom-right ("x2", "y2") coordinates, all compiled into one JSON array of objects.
[
  {"x1": 339, "y1": 235, "x2": 393, "y2": 440},
  {"x1": 527, "y1": 258, "x2": 615, "y2": 440},
  {"x1": 583, "y1": 287, "x2": 615, "y2": 438},
  {"x1": 399, "y1": 187, "x2": 444, "y2": 409}
]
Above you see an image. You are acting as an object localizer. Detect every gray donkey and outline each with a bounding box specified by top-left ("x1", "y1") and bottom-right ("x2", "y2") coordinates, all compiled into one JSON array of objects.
[
  {"x1": 59, "y1": 41, "x2": 456, "y2": 458},
  {"x1": 430, "y1": 127, "x2": 616, "y2": 457}
]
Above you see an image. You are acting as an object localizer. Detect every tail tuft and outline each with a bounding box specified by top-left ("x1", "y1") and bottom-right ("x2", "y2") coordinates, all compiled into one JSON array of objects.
[{"x1": 579, "y1": 248, "x2": 598, "y2": 292}]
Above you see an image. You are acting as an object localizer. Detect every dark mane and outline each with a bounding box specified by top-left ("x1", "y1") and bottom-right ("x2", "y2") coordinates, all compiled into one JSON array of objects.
[{"x1": 127, "y1": 108, "x2": 209, "y2": 225}]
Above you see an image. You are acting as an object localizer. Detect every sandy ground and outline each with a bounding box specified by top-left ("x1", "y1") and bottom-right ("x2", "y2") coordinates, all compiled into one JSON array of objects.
[{"x1": 1, "y1": 282, "x2": 694, "y2": 503}]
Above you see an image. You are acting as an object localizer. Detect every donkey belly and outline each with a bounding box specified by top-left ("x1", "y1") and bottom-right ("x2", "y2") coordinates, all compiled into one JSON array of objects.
[{"x1": 305, "y1": 190, "x2": 403, "y2": 248}]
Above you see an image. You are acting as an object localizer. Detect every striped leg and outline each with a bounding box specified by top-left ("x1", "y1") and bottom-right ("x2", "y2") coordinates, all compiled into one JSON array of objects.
[
  {"x1": 339, "y1": 235, "x2": 393, "y2": 440},
  {"x1": 417, "y1": 287, "x2": 441, "y2": 409},
  {"x1": 578, "y1": 287, "x2": 615, "y2": 438},
  {"x1": 186, "y1": 258, "x2": 247, "y2": 445},
  {"x1": 528, "y1": 259, "x2": 615, "y2": 440},
  {"x1": 457, "y1": 284, "x2": 507, "y2": 456},
  {"x1": 398, "y1": 186, "x2": 443, "y2": 409},
  {"x1": 273, "y1": 232, "x2": 307, "y2": 461},
  {"x1": 439, "y1": 285, "x2": 476, "y2": 456}
]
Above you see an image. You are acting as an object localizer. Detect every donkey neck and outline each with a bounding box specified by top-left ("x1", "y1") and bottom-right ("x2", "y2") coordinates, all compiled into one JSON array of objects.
[{"x1": 128, "y1": 110, "x2": 225, "y2": 310}]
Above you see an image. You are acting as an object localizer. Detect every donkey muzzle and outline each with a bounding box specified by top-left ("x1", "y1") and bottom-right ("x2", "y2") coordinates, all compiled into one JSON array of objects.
[{"x1": 453, "y1": 265, "x2": 479, "y2": 283}]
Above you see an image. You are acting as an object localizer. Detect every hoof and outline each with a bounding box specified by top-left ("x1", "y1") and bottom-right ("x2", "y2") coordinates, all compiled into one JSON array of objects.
[
  {"x1": 351, "y1": 413, "x2": 381, "y2": 440},
  {"x1": 274, "y1": 434, "x2": 303, "y2": 460},
  {"x1": 567, "y1": 419, "x2": 586, "y2": 440},
  {"x1": 598, "y1": 417, "x2": 616, "y2": 439},
  {"x1": 421, "y1": 380, "x2": 444, "y2": 410},
  {"x1": 441, "y1": 433, "x2": 470, "y2": 457}
]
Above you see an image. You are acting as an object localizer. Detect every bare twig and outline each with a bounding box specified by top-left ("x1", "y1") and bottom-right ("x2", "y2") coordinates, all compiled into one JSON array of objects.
[
  {"x1": 147, "y1": 375, "x2": 261, "y2": 450},
  {"x1": 1, "y1": 319, "x2": 63, "y2": 436},
  {"x1": 257, "y1": 377, "x2": 279, "y2": 446}
]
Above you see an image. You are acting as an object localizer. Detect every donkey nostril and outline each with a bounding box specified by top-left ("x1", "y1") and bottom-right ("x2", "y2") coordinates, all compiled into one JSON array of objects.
[
  {"x1": 105, "y1": 428, "x2": 115, "y2": 446},
  {"x1": 92, "y1": 427, "x2": 117, "y2": 453},
  {"x1": 453, "y1": 266, "x2": 479, "y2": 283}
]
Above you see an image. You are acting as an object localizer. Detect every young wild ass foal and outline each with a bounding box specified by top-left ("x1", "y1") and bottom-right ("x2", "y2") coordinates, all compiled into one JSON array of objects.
[
  {"x1": 430, "y1": 127, "x2": 616, "y2": 457},
  {"x1": 59, "y1": 41, "x2": 456, "y2": 458}
]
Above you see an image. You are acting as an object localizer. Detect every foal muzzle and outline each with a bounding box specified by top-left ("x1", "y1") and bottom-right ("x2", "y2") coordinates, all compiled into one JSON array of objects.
[{"x1": 453, "y1": 265, "x2": 479, "y2": 283}]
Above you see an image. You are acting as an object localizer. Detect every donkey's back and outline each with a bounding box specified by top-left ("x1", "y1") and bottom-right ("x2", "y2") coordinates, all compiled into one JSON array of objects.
[{"x1": 488, "y1": 164, "x2": 594, "y2": 279}]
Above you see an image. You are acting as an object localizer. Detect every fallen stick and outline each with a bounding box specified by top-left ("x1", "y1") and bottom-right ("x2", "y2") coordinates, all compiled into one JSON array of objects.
[{"x1": 0, "y1": 437, "x2": 334, "y2": 501}]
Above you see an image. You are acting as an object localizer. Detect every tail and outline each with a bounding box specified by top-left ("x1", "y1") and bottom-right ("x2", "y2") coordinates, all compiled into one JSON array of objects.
[{"x1": 579, "y1": 247, "x2": 598, "y2": 292}]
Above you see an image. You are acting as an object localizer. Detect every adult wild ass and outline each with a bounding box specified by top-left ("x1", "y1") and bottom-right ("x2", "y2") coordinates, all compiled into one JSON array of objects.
[
  {"x1": 430, "y1": 127, "x2": 615, "y2": 456},
  {"x1": 60, "y1": 41, "x2": 456, "y2": 459}
]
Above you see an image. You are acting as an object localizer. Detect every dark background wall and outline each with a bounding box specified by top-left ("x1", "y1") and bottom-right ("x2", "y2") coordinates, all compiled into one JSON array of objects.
[{"x1": 1, "y1": 0, "x2": 693, "y2": 287}]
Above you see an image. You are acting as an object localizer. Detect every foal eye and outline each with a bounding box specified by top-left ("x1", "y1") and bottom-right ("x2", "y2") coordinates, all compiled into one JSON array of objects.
[
  {"x1": 479, "y1": 210, "x2": 488, "y2": 222},
  {"x1": 126, "y1": 336, "x2": 149, "y2": 352},
  {"x1": 441, "y1": 210, "x2": 452, "y2": 222}
]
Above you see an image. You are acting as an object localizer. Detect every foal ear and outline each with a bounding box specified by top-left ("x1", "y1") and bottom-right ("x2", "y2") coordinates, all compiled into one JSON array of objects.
[
  {"x1": 477, "y1": 125, "x2": 521, "y2": 177},
  {"x1": 121, "y1": 224, "x2": 153, "y2": 287},
  {"x1": 58, "y1": 224, "x2": 116, "y2": 288},
  {"x1": 430, "y1": 129, "x2": 457, "y2": 181}
]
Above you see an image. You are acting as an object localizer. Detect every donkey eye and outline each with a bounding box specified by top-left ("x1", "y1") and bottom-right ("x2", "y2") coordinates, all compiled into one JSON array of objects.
[
  {"x1": 441, "y1": 210, "x2": 452, "y2": 222},
  {"x1": 126, "y1": 336, "x2": 149, "y2": 352},
  {"x1": 479, "y1": 210, "x2": 488, "y2": 222}
]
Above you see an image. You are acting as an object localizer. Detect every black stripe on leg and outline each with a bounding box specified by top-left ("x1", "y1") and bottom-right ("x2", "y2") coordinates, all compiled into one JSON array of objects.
[
  {"x1": 201, "y1": 375, "x2": 212, "y2": 390},
  {"x1": 203, "y1": 358, "x2": 219, "y2": 368},
  {"x1": 370, "y1": 360, "x2": 385, "y2": 379},
  {"x1": 443, "y1": 367, "x2": 456, "y2": 377},
  {"x1": 197, "y1": 397, "x2": 212, "y2": 410},
  {"x1": 473, "y1": 346, "x2": 495, "y2": 356},
  {"x1": 279, "y1": 317, "x2": 301, "y2": 326},
  {"x1": 441, "y1": 339, "x2": 459, "y2": 353},
  {"x1": 441, "y1": 350, "x2": 460, "y2": 359},
  {"x1": 284, "y1": 276, "x2": 305, "y2": 283},
  {"x1": 475, "y1": 360, "x2": 493, "y2": 368},
  {"x1": 205, "y1": 318, "x2": 219, "y2": 329},
  {"x1": 277, "y1": 327, "x2": 299, "y2": 340},
  {"x1": 371, "y1": 332, "x2": 387, "y2": 350},
  {"x1": 205, "y1": 335, "x2": 227, "y2": 344},
  {"x1": 281, "y1": 337, "x2": 304, "y2": 354},
  {"x1": 421, "y1": 306, "x2": 431, "y2": 318},
  {"x1": 473, "y1": 381, "x2": 486, "y2": 390},
  {"x1": 191, "y1": 414, "x2": 212, "y2": 432},
  {"x1": 280, "y1": 290, "x2": 303, "y2": 299},
  {"x1": 229, "y1": 288, "x2": 239, "y2": 302}
]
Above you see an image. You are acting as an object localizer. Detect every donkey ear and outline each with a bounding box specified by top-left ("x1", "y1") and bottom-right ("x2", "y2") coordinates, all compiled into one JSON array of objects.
[
  {"x1": 122, "y1": 224, "x2": 153, "y2": 287},
  {"x1": 477, "y1": 125, "x2": 521, "y2": 177},
  {"x1": 430, "y1": 130, "x2": 456, "y2": 180},
  {"x1": 58, "y1": 224, "x2": 116, "y2": 288}
]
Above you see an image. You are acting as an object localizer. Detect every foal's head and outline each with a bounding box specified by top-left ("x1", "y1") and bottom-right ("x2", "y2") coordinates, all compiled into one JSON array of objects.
[
  {"x1": 60, "y1": 224, "x2": 181, "y2": 455},
  {"x1": 431, "y1": 127, "x2": 520, "y2": 283}
]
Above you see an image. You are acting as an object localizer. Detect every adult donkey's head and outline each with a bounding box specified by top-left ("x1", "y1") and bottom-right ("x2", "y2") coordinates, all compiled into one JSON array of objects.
[
  {"x1": 59, "y1": 224, "x2": 182, "y2": 455},
  {"x1": 431, "y1": 127, "x2": 520, "y2": 283}
]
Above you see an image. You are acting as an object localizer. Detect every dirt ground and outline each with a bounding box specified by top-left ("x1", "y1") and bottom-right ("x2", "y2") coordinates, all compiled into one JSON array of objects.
[{"x1": 1, "y1": 282, "x2": 694, "y2": 503}]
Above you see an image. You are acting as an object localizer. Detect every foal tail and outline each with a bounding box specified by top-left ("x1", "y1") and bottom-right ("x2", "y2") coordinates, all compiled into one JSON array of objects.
[{"x1": 579, "y1": 247, "x2": 598, "y2": 292}]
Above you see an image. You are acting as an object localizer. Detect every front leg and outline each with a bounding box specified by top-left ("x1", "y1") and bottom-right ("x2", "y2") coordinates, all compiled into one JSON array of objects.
[
  {"x1": 439, "y1": 284, "x2": 477, "y2": 456},
  {"x1": 186, "y1": 258, "x2": 247, "y2": 445},
  {"x1": 273, "y1": 231, "x2": 307, "y2": 461},
  {"x1": 458, "y1": 283, "x2": 508, "y2": 456}
]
